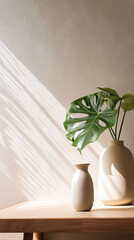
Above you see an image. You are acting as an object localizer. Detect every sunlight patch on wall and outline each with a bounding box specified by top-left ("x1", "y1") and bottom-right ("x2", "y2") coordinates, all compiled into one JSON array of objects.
[{"x1": 0, "y1": 41, "x2": 104, "y2": 204}]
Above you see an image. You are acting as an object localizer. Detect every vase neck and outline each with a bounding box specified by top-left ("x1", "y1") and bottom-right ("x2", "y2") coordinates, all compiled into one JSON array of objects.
[
  {"x1": 109, "y1": 140, "x2": 124, "y2": 146},
  {"x1": 75, "y1": 163, "x2": 90, "y2": 171}
]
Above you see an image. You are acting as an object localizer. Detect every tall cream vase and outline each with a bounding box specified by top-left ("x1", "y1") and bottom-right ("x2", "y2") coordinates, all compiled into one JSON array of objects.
[
  {"x1": 98, "y1": 140, "x2": 134, "y2": 205},
  {"x1": 71, "y1": 163, "x2": 94, "y2": 211}
]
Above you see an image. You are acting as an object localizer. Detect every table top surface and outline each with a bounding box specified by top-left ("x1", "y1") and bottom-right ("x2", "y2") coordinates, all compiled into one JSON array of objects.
[
  {"x1": 0, "y1": 201, "x2": 134, "y2": 233},
  {"x1": 0, "y1": 201, "x2": 134, "y2": 219}
]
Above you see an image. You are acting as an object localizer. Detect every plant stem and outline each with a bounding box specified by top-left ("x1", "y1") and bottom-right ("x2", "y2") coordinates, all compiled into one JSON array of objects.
[
  {"x1": 115, "y1": 100, "x2": 122, "y2": 140},
  {"x1": 109, "y1": 128, "x2": 115, "y2": 140},
  {"x1": 118, "y1": 111, "x2": 126, "y2": 140},
  {"x1": 110, "y1": 127, "x2": 116, "y2": 138}
]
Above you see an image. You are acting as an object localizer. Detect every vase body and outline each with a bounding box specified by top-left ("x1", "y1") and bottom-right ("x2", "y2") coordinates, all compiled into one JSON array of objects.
[
  {"x1": 71, "y1": 163, "x2": 94, "y2": 211},
  {"x1": 98, "y1": 140, "x2": 134, "y2": 205}
]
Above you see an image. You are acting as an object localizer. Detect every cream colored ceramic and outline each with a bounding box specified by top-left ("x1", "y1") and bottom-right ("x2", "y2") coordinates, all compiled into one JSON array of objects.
[
  {"x1": 71, "y1": 163, "x2": 94, "y2": 211},
  {"x1": 98, "y1": 140, "x2": 134, "y2": 205}
]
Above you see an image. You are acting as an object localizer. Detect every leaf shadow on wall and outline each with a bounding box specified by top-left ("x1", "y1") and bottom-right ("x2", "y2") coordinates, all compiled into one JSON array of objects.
[{"x1": 0, "y1": 41, "x2": 104, "y2": 206}]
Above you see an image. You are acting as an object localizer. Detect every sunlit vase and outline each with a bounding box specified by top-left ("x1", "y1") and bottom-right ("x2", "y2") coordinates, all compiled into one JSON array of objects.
[
  {"x1": 71, "y1": 163, "x2": 94, "y2": 211},
  {"x1": 98, "y1": 140, "x2": 134, "y2": 205}
]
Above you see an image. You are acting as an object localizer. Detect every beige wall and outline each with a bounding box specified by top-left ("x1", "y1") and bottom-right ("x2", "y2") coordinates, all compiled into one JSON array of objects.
[{"x1": 0, "y1": 0, "x2": 134, "y2": 239}]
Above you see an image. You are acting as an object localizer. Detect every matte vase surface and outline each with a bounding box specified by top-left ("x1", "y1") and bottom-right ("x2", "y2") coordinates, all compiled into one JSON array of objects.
[
  {"x1": 98, "y1": 140, "x2": 134, "y2": 205},
  {"x1": 71, "y1": 163, "x2": 94, "y2": 211}
]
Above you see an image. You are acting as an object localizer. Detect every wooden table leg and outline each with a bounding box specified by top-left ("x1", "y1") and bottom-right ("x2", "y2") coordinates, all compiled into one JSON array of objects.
[
  {"x1": 23, "y1": 233, "x2": 33, "y2": 240},
  {"x1": 23, "y1": 233, "x2": 44, "y2": 240},
  {"x1": 33, "y1": 233, "x2": 44, "y2": 240}
]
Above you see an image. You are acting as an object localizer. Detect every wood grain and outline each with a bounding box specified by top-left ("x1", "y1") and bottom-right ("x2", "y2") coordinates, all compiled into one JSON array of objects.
[{"x1": 0, "y1": 201, "x2": 134, "y2": 233}]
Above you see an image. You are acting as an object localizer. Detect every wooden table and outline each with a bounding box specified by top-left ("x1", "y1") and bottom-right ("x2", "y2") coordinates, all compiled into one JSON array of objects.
[{"x1": 0, "y1": 201, "x2": 134, "y2": 240}]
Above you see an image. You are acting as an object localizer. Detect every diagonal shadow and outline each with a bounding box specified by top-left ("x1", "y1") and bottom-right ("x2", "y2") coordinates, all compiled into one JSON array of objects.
[{"x1": 0, "y1": 41, "x2": 104, "y2": 207}]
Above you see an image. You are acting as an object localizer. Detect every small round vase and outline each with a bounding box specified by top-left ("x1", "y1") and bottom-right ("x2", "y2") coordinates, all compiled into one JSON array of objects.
[
  {"x1": 98, "y1": 140, "x2": 134, "y2": 205},
  {"x1": 71, "y1": 163, "x2": 94, "y2": 211}
]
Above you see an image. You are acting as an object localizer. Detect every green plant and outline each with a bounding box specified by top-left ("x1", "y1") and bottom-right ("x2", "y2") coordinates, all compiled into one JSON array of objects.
[{"x1": 63, "y1": 87, "x2": 134, "y2": 153}]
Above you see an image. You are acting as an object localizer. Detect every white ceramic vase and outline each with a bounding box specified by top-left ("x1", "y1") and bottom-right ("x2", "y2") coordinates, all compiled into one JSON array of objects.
[
  {"x1": 71, "y1": 163, "x2": 94, "y2": 211},
  {"x1": 98, "y1": 140, "x2": 134, "y2": 205}
]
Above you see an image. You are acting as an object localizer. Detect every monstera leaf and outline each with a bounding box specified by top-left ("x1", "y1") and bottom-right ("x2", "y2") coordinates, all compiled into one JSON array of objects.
[
  {"x1": 121, "y1": 94, "x2": 134, "y2": 112},
  {"x1": 97, "y1": 87, "x2": 121, "y2": 109},
  {"x1": 97, "y1": 87, "x2": 119, "y2": 97},
  {"x1": 64, "y1": 93, "x2": 118, "y2": 153}
]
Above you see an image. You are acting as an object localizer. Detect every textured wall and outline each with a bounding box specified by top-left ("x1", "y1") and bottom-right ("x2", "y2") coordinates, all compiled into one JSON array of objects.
[{"x1": 0, "y1": 0, "x2": 134, "y2": 239}]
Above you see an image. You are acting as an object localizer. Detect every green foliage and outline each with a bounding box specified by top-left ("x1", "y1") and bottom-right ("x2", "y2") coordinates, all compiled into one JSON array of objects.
[
  {"x1": 97, "y1": 87, "x2": 121, "y2": 109},
  {"x1": 64, "y1": 93, "x2": 118, "y2": 153},
  {"x1": 97, "y1": 87, "x2": 120, "y2": 98},
  {"x1": 64, "y1": 87, "x2": 134, "y2": 153},
  {"x1": 121, "y1": 94, "x2": 134, "y2": 111}
]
